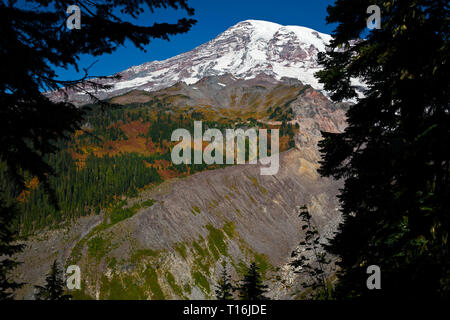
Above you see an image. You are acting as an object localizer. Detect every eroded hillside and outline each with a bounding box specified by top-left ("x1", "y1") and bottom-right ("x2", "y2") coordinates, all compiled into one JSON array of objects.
[
  {"x1": 13, "y1": 148, "x2": 340, "y2": 299},
  {"x1": 11, "y1": 74, "x2": 347, "y2": 299}
]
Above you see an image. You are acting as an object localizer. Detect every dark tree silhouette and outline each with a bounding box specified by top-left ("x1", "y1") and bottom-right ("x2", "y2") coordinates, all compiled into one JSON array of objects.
[
  {"x1": 1, "y1": 0, "x2": 196, "y2": 196},
  {"x1": 0, "y1": 198, "x2": 24, "y2": 300},
  {"x1": 34, "y1": 260, "x2": 71, "y2": 300},
  {"x1": 237, "y1": 262, "x2": 269, "y2": 300},
  {"x1": 0, "y1": 0, "x2": 196, "y2": 299},
  {"x1": 290, "y1": 205, "x2": 333, "y2": 299},
  {"x1": 316, "y1": 0, "x2": 449, "y2": 298},
  {"x1": 215, "y1": 260, "x2": 234, "y2": 300}
]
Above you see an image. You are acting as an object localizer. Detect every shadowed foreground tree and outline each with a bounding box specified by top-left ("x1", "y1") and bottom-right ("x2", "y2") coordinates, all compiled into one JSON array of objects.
[
  {"x1": 316, "y1": 0, "x2": 449, "y2": 298},
  {"x1": 0, "y1": 198, "x2": 24, "y2": 300},
  {"x1": 290, "y1": 205, "x2": 333, "y2": 299},
  {"x1": 0, "y1": 0, "x2": 196, "y2": 299},
  {"x1": 215, "y1": 260, "x2": 234, "y2": 300},
  {"x1": 34, "y1": 260, "x2": 71, "y2": 300},
  {"x1": 238, "y1": 262, "x2": 269, "y2": 300}
]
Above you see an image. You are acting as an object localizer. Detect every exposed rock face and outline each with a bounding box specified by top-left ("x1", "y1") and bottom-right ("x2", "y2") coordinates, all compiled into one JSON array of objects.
[
  {"x1": 109, "y1": 72, "x2": 348, "y2": 134},
  {"x1": 13, "y1": 72, "x2": 347, "y2": 300},
  {"x1": 13, "y1": 148, "x2": 340, "y2": 300}
]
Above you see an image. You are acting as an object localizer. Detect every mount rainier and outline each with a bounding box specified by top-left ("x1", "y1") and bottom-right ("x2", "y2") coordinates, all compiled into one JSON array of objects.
[{"x1": 53, "y1": 20, "x2": 361, "y2": 105}]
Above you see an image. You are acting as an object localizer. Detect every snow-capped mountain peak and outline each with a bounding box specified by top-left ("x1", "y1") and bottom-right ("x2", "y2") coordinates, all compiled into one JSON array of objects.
[{"x1": 55, "y1": 20, "x2": 337, "y2": 104}]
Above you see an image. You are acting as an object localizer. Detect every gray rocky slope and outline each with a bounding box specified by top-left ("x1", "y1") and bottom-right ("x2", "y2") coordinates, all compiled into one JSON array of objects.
[
  {"x1": 12, "y1": 20, "x2": 350, "y2": 300},
  {"x1": 13, "y1": 77, "x2": 345, "y2": 299},
  {"x1": 13, "y1": 148, "x2": 341, "y2": 299}
]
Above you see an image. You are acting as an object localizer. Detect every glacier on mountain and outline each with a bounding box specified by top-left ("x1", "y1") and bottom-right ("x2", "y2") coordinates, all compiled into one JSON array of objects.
[{"x1": 51, "y1": 20, "x2": 364, "y2": 104}]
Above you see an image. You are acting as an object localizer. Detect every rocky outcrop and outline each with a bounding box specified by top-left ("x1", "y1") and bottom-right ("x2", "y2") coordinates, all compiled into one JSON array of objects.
[
  {"x1": 14, "y1": 69, "x2": 349, "y2": 299},
  {"x1": 13, "y1": 147, "x2": 341, "y2": 300}
]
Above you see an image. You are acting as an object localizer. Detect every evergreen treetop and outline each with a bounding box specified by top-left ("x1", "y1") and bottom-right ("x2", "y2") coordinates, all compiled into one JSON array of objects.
[
  {"x1": 238, "y1": 262, "x2": 269, "y2": 300},
  {"x1": 316, "y1": 0, "x2": 449, "y2": 298},
  {"x1": 215, "y1": 260, "x2": 234, "y2": 300},
  {"x1": 34, "y1": 260, "x2": 72, "y2": 300}
]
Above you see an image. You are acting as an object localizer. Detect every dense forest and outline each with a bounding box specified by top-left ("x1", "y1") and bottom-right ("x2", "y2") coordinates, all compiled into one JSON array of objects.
[
  {"x1": 1, "y1": 152, "x2": 161, "y2": 233},
  {"x1": 1, "y1": 101, "x2": 296, "y2": 235}
]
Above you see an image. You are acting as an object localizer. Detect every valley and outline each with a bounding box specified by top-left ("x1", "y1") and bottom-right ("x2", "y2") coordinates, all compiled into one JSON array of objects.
[{"x1": 7, "y1": 20, "x2": 348, "y2": 300}]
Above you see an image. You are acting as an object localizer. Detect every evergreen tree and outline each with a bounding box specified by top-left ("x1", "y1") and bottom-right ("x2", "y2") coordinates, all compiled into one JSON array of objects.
[
  {"x1": 290, "y1": 205, "x2": 333, "y2": 299},
  {"x1": 0, "y1": 198, "x2": 24, "y2": 300},
  {"x1": 0, "y1": 1, "x2": 195, "y2": 296},
  {"x1": 34, "y1": 260, "x2": 71, "y2": 300},
  {"x1": 316, "y1": 0, "x2": 449, "y2": 298},
  {"x1": 237, "y1": 262, "x2": 269, "y2": 300},
  {"x1": 215, "y1": 260, "x2": 234, "y2": 300},
  {"x1": 1, "y1": 0, "x2": 196, "y2": 198}
]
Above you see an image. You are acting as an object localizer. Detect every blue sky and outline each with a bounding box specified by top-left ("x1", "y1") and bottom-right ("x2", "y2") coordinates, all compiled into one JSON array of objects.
[{"x1": 55, "y1": 0, "x2": 337, "y2": 81}]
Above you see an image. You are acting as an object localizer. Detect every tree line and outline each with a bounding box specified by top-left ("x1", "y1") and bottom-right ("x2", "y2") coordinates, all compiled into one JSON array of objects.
[{"x1": 1, "y1": 152, "x2": 161, "y2": 234}]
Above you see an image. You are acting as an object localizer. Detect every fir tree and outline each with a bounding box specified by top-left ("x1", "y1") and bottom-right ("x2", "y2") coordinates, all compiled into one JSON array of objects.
[
  {"x1": 316, "y1": 0, "x2": 449, "y2": 298},
  {"x1": 290, "y1": 205, "x2": 333, "y2": 299},
  {"x1": 1, "y1": 0, "x2": 196, "y2": 200},
  {"x1": 0, "y1": 198, "x2": 24, "y2": 300},
  {"x1": 34, "y1": 260, "x2": 71, "y2": 300},
  {"x1": 215, "y1": 260, "x2": 234, "y2": 300},
  {"x1": 0, "y1": 1, "x2": 196, "y2": 297},
  {"x1": 237, "y1": 262, "x2": 269, "y2": 300}
]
